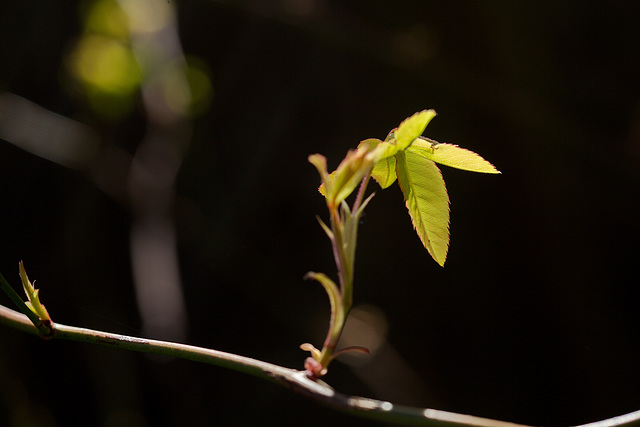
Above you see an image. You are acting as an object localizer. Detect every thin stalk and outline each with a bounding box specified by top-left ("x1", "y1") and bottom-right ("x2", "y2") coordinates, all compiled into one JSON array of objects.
[
  {"x1": 0, "y1": 301, "x2": 529, "y2": 426},
  {"x1": 0, "y1": 301, "x2": 291, "y2": 383},
  {"x1": 3, "y1": 302, "x2": 640, "y2": 426},
  {"x1": 317, "y1": 206, "x2": 350, "y2": 363},
  {"x1": 318, "y1": 180, "x2": 370, "y2": 366},
  {"x1": 329, "y1": 206, "x2": 346, "y2": 291},
  {"x1": 352, "y1": 174, "x2": 371, "y2": 214}
]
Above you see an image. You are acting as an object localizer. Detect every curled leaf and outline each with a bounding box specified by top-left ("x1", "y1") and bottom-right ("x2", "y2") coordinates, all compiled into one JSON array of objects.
[
  {"x1": 19, "y1": 261, "x2": 51, "y2": 321},
  {"x1": 304, "y1": 272, "x2": 342, "y2": 325},
  {"x1": 357, "y1": 139, "x2": 398, "y2": 189},
  {"x1": 310, "y1": 143, "x2": 376, "y2": 208},
  {"x1": 370, "y1": 156, "x2": 397, "y2": 189},
  {"x1": 300, "y1": 343, "x2": 322, "y2": 360}
]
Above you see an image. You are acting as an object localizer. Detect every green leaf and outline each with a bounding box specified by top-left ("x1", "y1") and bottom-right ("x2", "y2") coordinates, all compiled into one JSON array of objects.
[
  {"x1": 395, "y1": 151, "x2": 450, "y2": 266},
  {"x1": 309, "y1": 154, "x2": 331, "y2": 197},
  {"x1": 411, "y1": 138, "x2": 501, "y2": 174},
  {"x1": 394, "y1": 110, "x2": 436, "y2": 150},
  {"x1": 357, "y1": 139, "x2": 398, "y2": 188},
  {"x1": 312, "y1": 145, "x2": 376, "y2": 208},
  {"x1": 371, "y1": 156, "x2": 397, "y2": 188}
]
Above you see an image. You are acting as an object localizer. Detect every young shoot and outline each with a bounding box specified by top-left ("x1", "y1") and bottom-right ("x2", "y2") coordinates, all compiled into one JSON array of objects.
[{"x1": 302, "y1": 110, "x2": 500, "y2": 378}]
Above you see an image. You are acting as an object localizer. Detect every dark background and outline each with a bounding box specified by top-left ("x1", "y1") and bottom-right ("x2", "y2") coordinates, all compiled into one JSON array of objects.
[{"x1": 1, "y1": 1, "x2": 640, "y2": 426}]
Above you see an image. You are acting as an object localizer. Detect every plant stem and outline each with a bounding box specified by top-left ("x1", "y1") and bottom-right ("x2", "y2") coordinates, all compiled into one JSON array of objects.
[
  {"x1": 316, "y1": 178, "x2": 371, "y2": 368},
  {"x1": 0, "y1": 302, "x2": 518, "y2": 426},
  {"x1": 3, "y1": 302, "x2": 640, "y2": 427},
  {"x1": 352, "y1": 174, "x2": 370, "y2": 214},
  {"x1": 329, "y1": 206, "x2": 347, "y2": 292}
]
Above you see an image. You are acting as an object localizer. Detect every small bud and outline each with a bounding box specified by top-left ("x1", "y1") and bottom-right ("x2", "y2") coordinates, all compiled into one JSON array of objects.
[{"x1": 304, "y1": 357, "x2": 327, "y2": 379}]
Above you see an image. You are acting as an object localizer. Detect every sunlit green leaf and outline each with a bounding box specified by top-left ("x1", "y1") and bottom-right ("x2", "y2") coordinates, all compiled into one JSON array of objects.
[
  {"x1": 356, "y1": 138, "x2": 397, "y2": 162},
  {"x1": 395, "y1": 151, "x2": 450, "y2": 266},
  {"x1": 410, "y1": 138, "x2": 501, "y2": 174},
  {"x1": 312, "y1": 145, "x2": 376, "y2": 207},
  {"x1": 394, "y1": 110, "x2": 436, "y2": 150},
  {"x1": 330, "y1": 146, "x2": 374, "y2": 207},
  {"x1": 357, "y1": 138, "x2": 398, "y2": 188},
  {"x1": 371, "y1": 156, "x2": 397, "y2": 188}
]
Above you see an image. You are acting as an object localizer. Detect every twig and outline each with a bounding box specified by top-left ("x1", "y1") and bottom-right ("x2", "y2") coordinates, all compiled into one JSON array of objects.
[
  {"x1": 0, "y1": 302, "x2": 519, "y2": 426},
  {"x1": 2, "y1": 302, "x2": 640, "y2": 426}
]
